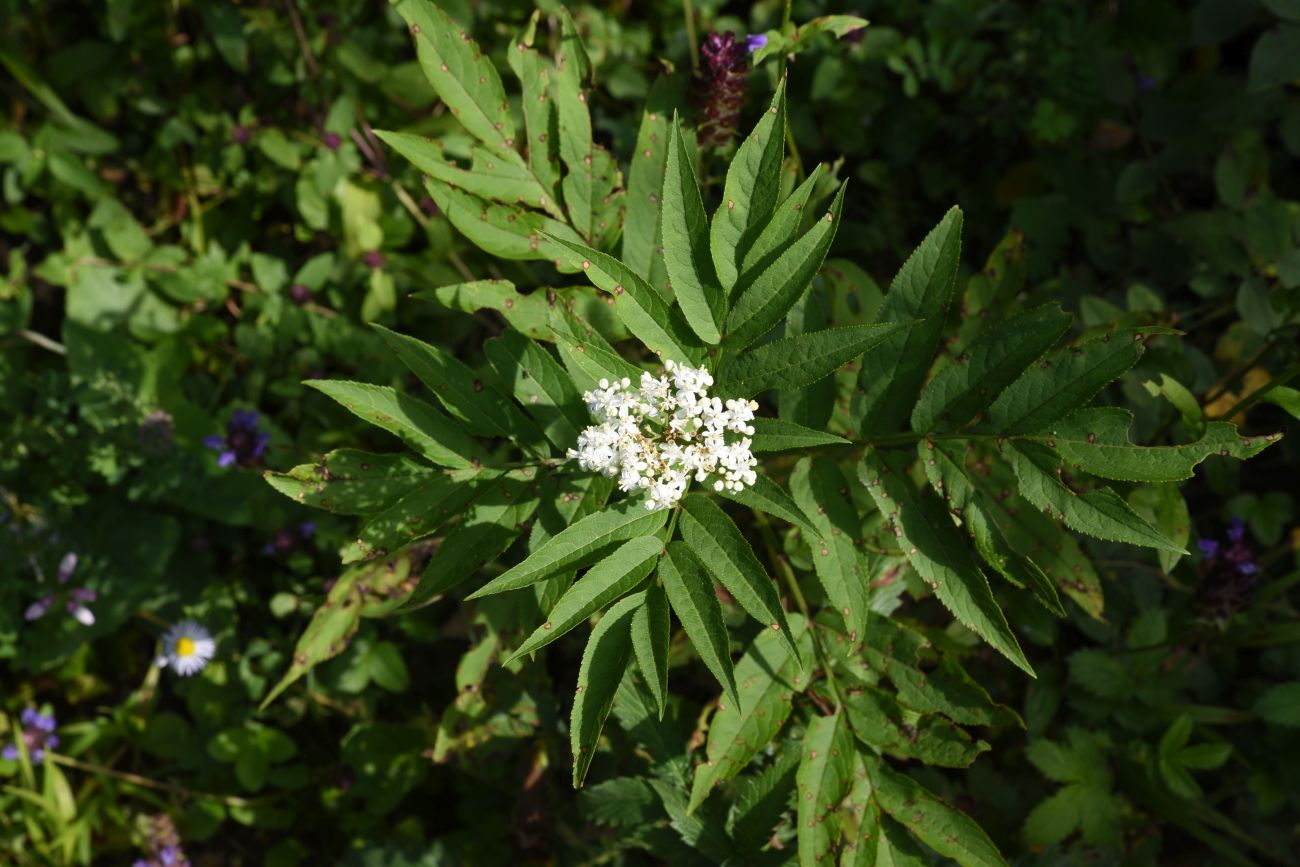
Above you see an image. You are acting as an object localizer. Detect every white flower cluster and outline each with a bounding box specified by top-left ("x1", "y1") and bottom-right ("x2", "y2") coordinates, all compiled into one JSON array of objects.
[{"x1": 567, "y1": 360, "x2": 760, "y2": 511}]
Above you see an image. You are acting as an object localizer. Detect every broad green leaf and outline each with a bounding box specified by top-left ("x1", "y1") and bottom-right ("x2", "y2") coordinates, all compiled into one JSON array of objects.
[
  {"x1": 623, "y1": 75, "x2": 688, "y2": 280},
  {"x1": 727, "y1": 746, "x2": 801, "y2": 853},
  {"x1": 1031, "y1": 408, "x2": 1281, "y2": 482},
  {"x1": 393, "y1": 0, "x2": 519, "y2": 162},
  {"x1": 856, "y1": 613, "x2": 1021, "y2": 727},
  {"x1": 265, "y1": 449, "x2": 441, "y2": 514},
  {"x1": 549, "y1": 236, "x2": 707, "y2": 364},
  {"x1": 866, "y1": 758, "x2": 1009, "y2": 867},
  {"x1": 485, "y1": 330, "x2": 588, "y2": 450},
  {"x1": 662, "y1": 117, "x2": 724, "y2": 343},
  {"x1": 373, "y1": 131, "x2": 559, "y2": 217},
  {"x1": 1128, "y1": 483, "x2": 1192, "y2": 575},
  {"x1": 468, "y1": 500, "x2": 667, "y2": 598},
  {"x1": 719, "y1": 474, "x2": 820, "y2": 540},
  {"x1": 374, "y1": 324, "x2": 545, "y2": 451},
  {"x1": 305, "y1": 379, "x2": 481, "y2": 469},
  {"x1": 554, "y1": 10, "x2": 594, "y2": 240},
  {"x1": 687, "y1": 614, "x2": 813, "y2": 812},
  {"x1": 738, "y1": 163, "x2": 825, "y2": 285},
  {"x1": 797, "y1": 712, "x2": 855, "y2": 867},
  {"x1": 718, "y1": 323, "x2": 909, "y2": 398},
  {"x1": 1254, "y1": 681, "x2": 1300, "y2": 727},
  {"x1": 843, "y1": 685, "x2": 989, "y2": 767},
  {"x1": 982, "y1": 328, "x2": 1173, "y2": 435},
  {"x1": 425, "y1": 179, "x2": 584, "y2": 270},
  {"x1": 406, "y1": 474, "x2": 541, "y2": 605},
  {"x1": 1002, "y1": 441, "x2": 1184, "y2": 553},
  {"x1": 679, "y1": 495, "x2": 799, "y2": 662},
  {"x1": 790, "y1": 457, "x2": 869, "y2": 641},
  {"x1": 506, "y1": 13, "x2": 562, "y2": 207},
  {"x1": 911, "y1": 304, "x2": 1073, "y2": 432},
  {"x1": 419, "y1": 277, "x2": 626, "y2": 342},
  {"x1": 630, "y1": 583, "x2": 671, "y2": 717},
  {"x1": 659, "y1": 541, "x2": 739, "y2": 707},
  {"x1": 923, "y1": 441, "x2": 1064, "y2": 616},
  {"x1": 726, "y1": 183, "x2": 847, "y2": 350},
  {"x1": 852, "y1": 207, "x2": 963, "y2": 436},
  {"x1": 262, "y1": 550, "x2": 425, "y2": 708},
  {"x1": 572, "y1": 592, "x2": 644, "y2": 786},
  {"x1": 750, "y1": 417, "x2": 850, "y2": 453},
  {"x1": 858, "y1": 450, "x2": 1032, "y2": 676},
  {"x1": 344, "y1": 469, "x2": 489, "y2": 562},
  {"x1": 711, "y1": 81, "x2": 786, "y2": 291},
  {"x1": 510, "y1": 536, "x2": 661, "y2": 660}
]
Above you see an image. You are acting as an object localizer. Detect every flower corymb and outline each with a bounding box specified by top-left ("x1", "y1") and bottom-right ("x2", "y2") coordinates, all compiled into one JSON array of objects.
[{"x1": 567, "y1": 360, "x2": 759, "y2": 511}]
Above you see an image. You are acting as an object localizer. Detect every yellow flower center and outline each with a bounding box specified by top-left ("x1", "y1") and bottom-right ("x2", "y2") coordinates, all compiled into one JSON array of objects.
[{"x1": 176, "y1": 637, "x2": 196, "y2": 658}]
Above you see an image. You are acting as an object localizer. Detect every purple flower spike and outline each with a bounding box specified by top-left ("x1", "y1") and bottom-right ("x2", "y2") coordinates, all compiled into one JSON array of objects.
[
  {"x1": 696, "y1": 32, "x2": 751, "y2": 149},
  {"x1": 1227, "y1": 518, "x2": 1246, "y2": 542},
  {"x1": 1197, "y1": 517, "x2": 1261, "y2": 621},
  {"x1": 745, "y1": 33, "x2": 768, "y2": 53},
  {"x1": 1197, "y1": 539, "x2": 1219, "y2": 558},
  {"x1": 206, "y1": 409, "x2": 270, "y2": 469}
]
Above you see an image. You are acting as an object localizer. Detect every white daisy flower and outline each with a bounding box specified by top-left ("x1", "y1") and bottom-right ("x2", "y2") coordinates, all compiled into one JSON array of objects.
[{"x1": 157, "y1": 620, "x2": 216, "y2": 676}]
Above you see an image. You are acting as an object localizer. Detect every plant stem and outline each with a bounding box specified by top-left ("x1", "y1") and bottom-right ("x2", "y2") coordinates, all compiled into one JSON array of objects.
[
  {"x1": 752, "y1": 511, "x2": 845, "y2": 709},
  {"x1": 46, "y1": 753, "x2": 261, "y2": 807},
  {"x1": 682, "y1": 0, "x2": 700, "y2": 75}
]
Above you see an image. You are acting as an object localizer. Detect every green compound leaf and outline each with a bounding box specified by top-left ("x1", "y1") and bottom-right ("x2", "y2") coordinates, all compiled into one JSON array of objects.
[
  {"x1": 659, "y1": 541, "x2": 739, "y2": 707},
  {"x1": 374, "y1": 324, "x2": 545, "y2": 450},
  {"x1": 405, "y1": 473, "x2": 541, "y2": 605},
  {"x1": 1030, "y1": 407, "x2": 1281, "y2": 482},
  {"x1": 468, "y1": 500, "x2": 668, "y2": 598},
  {"x1": 719, "y1": 473, "x2": 820, "y2": 540},
  {"x1": 549, "y1": 236, "x2": 707, "y2": 364},
  {"x1": 662, "y1": 116, "x2": 724, "y2": 343},
  {"x1": 679, "y1": 494, "x2": 800, "y2": 663},
  {"x1": 1002, "y1": 441, "x2": 1185, "y2": 554},
  {"x1": 717, "y1": 323, "x2": 910, "y2": 399},
  {"x1": 796, "y1": 711, "x2": 855, "y2": 867},
  {"x1": 1128, "y1": 483, "x2": 1192, "y2": 575},
  {"x1": 858, "y1": 450, "x2": 1033, "y2": 676},
  {"x1": 572, "y1": 592, "x2": 645, "y2": 787},
  {"x1": 425, "y1": 179, "x2": 585, "y2": 270},
  {"x1": 630, "y1": 582, "x2": 671, "y2": 718},
  {"x1": 790, "y1": 457, "x2": 869, "y2": 641},
  {"x1": 866, "y1": 757, "x2": 1010, "y2": 867},
  {"x1": 485, "y1": 330, "x2": 588, "y2": 451},
  {"x1": 738, "y1": 164, "x2": 824, "y2": 287},
  {"x1": 923, "y1": 441, "x2": 1064, "y2": 617},
  {"x1": 623, "y1": 75, "x2": 688, "y2": 280},
  {"x1": 726, "y1": 183, "x2": 846, "y2": 351},
  {"x1": 727, "y1": 746, "x2": 801, "y2": 854},
  {"x1": 344, "y1": 468, "x2": 490, "y2": 563},
  {"x1": 982, "y1": 327, "x2": 1175, "y2": 435},
  {"x1": 418, "y1": 278, "x2": 621, "y2": 343},
  {"x1": 304, "y1": 379, "x2": 482, "y2": 469},
  {"x1": 372, "y1": 131, "x2": 559, "y2": 217},
  {"x1": 510, "y1": 535, "x2": 661, "y2": 661},
  {"x1": 687, "y1": 614, "x2": 813, "y2": 813},
  {"x1": 265, "y1": 449, "x2": 443, "y2": 515},
  {"x1": 551, "y1": 316, "x2": 645, "y2": 394},
  {"x1": 911, "y1": 303, "x2": 1073, "y2": 432},
  {"x1": 393, "y1": 0, "x2": 519, "y2": 163},
  {"x1": 843, "y1": 684, "x2": 990, "y2": 768},
  {"x1": 710, "y1": 80, "x2": 786, "y2": 292},
  {"x1": 506, "y1": 13, "x2": 562, "y2": 208},
  {"x1": 749, "y1": 417, "x2": 850, "y2": 453},
  {"x1": 553, "y1": 9, "x2": 595, "y2": 240},
  {"x1": 853, "y1": 206, "x2": 963, "y2": 437}
]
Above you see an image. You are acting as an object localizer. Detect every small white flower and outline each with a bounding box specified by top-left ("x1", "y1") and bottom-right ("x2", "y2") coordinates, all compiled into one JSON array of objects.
[
  {"x1": 157, "y1": 620, "x2": 216, "y2": 676},
  {"x1": 567, "y1": 360, "x2": 760, "y2": 510}
]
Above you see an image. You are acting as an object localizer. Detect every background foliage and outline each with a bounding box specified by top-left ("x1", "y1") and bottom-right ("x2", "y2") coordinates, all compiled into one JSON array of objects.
[{"x1": 3, "y1": 0, "x2": 1300, "y2": 864}]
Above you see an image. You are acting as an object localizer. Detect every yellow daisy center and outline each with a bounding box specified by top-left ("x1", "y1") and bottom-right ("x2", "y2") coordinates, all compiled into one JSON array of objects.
[{"x1": 176, "y1": 637, "x2": 196, "y2": 658}]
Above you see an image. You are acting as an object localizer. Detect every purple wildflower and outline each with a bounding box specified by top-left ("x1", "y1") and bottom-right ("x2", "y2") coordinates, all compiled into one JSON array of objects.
[
  {"x1": 1196, "y1": 518, "x2": 1261, "y2": 621},
  {"x1": 232, "y1": 124, "x2": 251, "y2": 145},
  {"x1": 362, "y1": 250, "x2": 386, "y2": 269},
  {"x1": 288, "y1": 283, "x2": 313, "y2": 305},
  {"x1": 204, "y1": 409, "x2": 270, "y2": 469},
  {"x1": 25, "y1": 552, "x2": 95, "y2": 626},
  {"x1": 133, "y1": 814, "x2": 191, "y2": 867},
  {"x1": 744, "y1": 34, "x2": 768, "y2": 53},
  {"x1": 696, "y1": 32, "x2": 751, "y2": 150},
  {"x1": 3, "y1": 708, "x2": 59, "y2": 764},
  {"x1": 323, "y1": 131, "x2": 342, "y2": 151}
]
